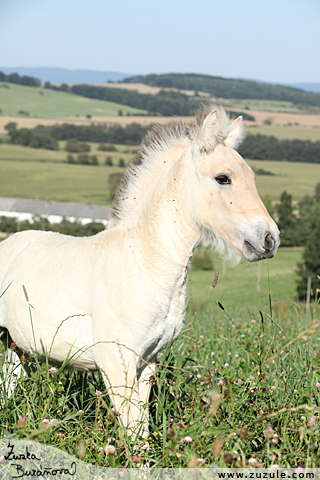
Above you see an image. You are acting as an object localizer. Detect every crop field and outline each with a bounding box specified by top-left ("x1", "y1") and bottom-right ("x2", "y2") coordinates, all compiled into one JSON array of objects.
[
  {"x1": 0, "y1": 83, "x2": 146, "y2": 118},
  {"x1": 1, "y1": 246, "x2": 320, "y2": 468}
]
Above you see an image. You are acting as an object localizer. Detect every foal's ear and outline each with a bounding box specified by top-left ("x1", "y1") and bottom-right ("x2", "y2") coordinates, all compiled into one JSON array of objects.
[
  {"x1": 224, "y1": 116, "x2": 244, "y2": 150},
  {"x1": 191, "y1": 110, "x2": 219, "y2": 156}
]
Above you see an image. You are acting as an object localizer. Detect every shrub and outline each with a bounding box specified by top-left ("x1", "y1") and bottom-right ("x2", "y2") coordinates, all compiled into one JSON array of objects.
[
  {"x1": 65, "y1": 139, "x2": 91, "y2": 153},
  {"x1": 67, "y1": 154, "x2": 76, "y2": 164},
  {"x1": 118, "y1": 158, "x2": 126, "y2": 168},
  {"x1": 108, "y1": 172, "x2": 124, "y2": 200},
  {"x1": 104, "y1": 156, "x2": 113, "y2": 166},
  {"x1": 191, "y1": 250, "x2": 214, "y2": 271},
  {"x1": 97, "y1": 144, "x2": 117, "y2": 152}
]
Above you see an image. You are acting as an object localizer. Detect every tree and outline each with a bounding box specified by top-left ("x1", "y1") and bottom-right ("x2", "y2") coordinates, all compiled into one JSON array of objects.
[
  {"x1": 295, "y1": 195, "x2": 315, "y2": 245},
  {"x1": 296, "y1": 200, "x2": 320, "y2": 300},
  {"x1": 90, "y1": 155, "x2": 99, "y2": 166},
  {"x1": 108, "y1": 173, "x2": 124, "y2": 201},
  {"x1": 261, "y1": 194, "x2": 275, "y2": 218},
  {"x1": 118, "y1": 158, "x2": 126, "y2": 168},
  {"x1": 277, "y1": 190, "x2": 297, "y2": 246}
]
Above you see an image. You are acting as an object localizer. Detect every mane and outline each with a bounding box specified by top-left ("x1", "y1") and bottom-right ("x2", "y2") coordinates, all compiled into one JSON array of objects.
[{"x1": 109, "y1": 105, "x2": 241, "y2": 227}]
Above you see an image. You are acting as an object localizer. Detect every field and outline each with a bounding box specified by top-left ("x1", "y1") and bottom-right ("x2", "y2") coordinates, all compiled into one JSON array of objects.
[
  {"x1": 0, "y1": 83, "x2": 146, "y2": 118},
  {"x1": 1, "y1": 246, "x2": 320, "y2": 469},
  {"x1": 246, "y1": 124, "x2": 320, "y2": 141},
  {"x1": 0, "y1": 142, "x2": 320, "y2": 202},
  {"x1": 187, "y1": 248, "x2": 303, "y2": 313},
  {"x1": 1, "y1": 88, "x2": 320, "y2": 469}
]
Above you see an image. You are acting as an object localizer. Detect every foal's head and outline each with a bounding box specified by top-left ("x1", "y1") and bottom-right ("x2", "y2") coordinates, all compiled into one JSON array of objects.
[{"x1": 190, "y1": 108, "x2": 280, "y2": 263}]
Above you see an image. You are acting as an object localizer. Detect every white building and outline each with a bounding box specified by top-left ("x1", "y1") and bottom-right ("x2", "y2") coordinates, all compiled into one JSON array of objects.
[{"x1": 0, "y1": 197, "x2": 111, "y2": 227}]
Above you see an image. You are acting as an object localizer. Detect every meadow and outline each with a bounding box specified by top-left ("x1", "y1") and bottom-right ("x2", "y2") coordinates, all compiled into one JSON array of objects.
[
  {"x1": 0, "y1": 83, "x2": 146, "y2": 118},
  {"x1": 246, "y1": 125, "x2": 320, "y2": 141},
  {"x1": 225, "y1": 98, "x2": 320, "y2": 115},
  {"x1": 1, "y1": 143, "x2": 320, "y2": 201},
  {"x1": 1, "y1": 246, "x2": 319, "y2": 469},
  {"x1": 0, "y1": 115, "x2": 320, "y2": 469}
]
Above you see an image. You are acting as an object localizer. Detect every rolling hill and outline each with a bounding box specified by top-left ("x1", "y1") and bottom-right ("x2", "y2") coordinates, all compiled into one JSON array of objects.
[
  {"x1": 125, "y1": 73, "x2": 320, "y2": 107},
  {"x1": 0, "y1": 82, "x2": 147, "y2": 118}
]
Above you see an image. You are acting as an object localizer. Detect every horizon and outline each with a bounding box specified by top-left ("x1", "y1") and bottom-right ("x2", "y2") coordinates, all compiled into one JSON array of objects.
[
  {"x1": 0, "y1": 0, "x2": 319, "y2": 85},
  {"x1": 0, "y1": 66, "x2": 319, "y2": 90}
]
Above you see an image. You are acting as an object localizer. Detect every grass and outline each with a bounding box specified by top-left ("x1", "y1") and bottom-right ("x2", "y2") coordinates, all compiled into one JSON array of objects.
[
  {"x1": 246, "y1": 160, "x2": 320, "y2": 201},
  {"x1": 0, "y1": 247, "x2": 319, "y2": 468},
  {"x1": 246, "y1": 125, "x2": 320, "y2": 141},
  {"x1": 224, "y1": 98, "x2": 320, "y2": 115},
  {"x1": 0, "y1": 83, "x2": 147, "y2": 118},
  {"x1": 1, "y1": 143, "x2": 320, "y2": 203},
  {"x1": 0, "y1": 141, "x2": 137, "y2": 166},
  {"x1": 187, "y1": 247, "x2": 303, "y2": 314},
  {"x1": 0, "y1": 159, "x2": 124, "y2": 204}
]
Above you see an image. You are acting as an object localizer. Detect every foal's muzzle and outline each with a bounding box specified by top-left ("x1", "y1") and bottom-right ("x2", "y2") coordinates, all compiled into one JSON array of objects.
[{"x1": 243, "y1": 224, "x2": 280, "y2": 262}]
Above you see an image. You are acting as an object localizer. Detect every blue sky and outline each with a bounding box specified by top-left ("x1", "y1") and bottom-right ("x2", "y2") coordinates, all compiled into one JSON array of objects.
[{"x1": 0, "y1": 0, "x2": 319, "y2": 83}]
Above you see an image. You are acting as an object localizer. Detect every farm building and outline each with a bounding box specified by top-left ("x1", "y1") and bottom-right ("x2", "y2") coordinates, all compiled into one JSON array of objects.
[{"x1": 0, "y1": 197, "x2": 111, "y2": 226}]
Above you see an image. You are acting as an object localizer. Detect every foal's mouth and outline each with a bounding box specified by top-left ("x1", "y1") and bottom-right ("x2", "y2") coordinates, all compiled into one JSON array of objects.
[{"x1": 244, "y1": 240, "x2": 275, "y2": 261}]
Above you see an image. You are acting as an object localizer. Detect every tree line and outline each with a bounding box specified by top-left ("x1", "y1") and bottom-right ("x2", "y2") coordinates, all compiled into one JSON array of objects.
[
  {"x1": 70, "y1": 84, "x2": 255, "y2": 119},
  {"x1": 0, "y1": 216, "x2": 105, "y2": 237},
  {"x1": 239, "y1": 134, "x2": 320, "y2": 163},
  {"x1": 5, "y1": 122, "x2": 320, "y2": 165},
  {"x1": 71, "y1": 84, "x2": 203, "y2": 116},
  {"x1": 264, "y1": 187, "x2": 320, "y2": 300},
  {"x1": 0, "y1": 71, "x2": 41, "y2": 87},
  {"x1": 125, "y1": 73, "x2": 320, "y2": 107}
]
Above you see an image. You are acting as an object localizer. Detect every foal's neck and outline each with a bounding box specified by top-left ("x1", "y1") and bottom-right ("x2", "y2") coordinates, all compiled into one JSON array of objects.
[{"x1": 134, "y1": 150, "x2": 200, "y2": 270}]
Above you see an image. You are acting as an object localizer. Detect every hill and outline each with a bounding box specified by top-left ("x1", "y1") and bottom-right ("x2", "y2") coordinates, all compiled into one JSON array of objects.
[
  {"x1": 0, "y1": 67, "x2": 131, "y2": 84},
  {"x1": 125, "y1": 73, "x2": 320, "y2": 107},
  {"x1": 0, "y1": 83, "x2": 146, "y2": 118}
]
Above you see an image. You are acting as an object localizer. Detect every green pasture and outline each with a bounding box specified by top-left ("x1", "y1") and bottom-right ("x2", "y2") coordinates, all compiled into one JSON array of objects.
[
  {"x1": 0, "y1": 159, "x2": 123, "y2": 204},
  {"x1": 246, "y1": 159, "x2": 320, "y2": 200},
  {"x1": 1, "y1": 142, "x2": 320, "y2": 201},
  {"x1": 187, "y1": 247, "x2": 303, "y2": 316},
  {"x1": 1, "y1": 243, "x2": 320, "y2": 468},
  {"x1": 246, "y1": 124, "x2": 320, "y2": 141},
  {"x1": 0, "y1": 83, "x2": 146, "y2": 117},
  {"x1": 226, "y1": 98, "x2": 320, "y2": 114},
  {"x1": 0, "y1": 141, "x2": 137, "y2": 166}
]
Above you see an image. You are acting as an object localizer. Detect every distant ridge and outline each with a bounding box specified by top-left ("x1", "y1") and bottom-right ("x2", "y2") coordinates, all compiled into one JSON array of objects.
[
  {"x1": 0, "y1": 67, "x2": 131, "y2": 84},
  {"x1": 290, "y1": 83, "x2": 320, "y2": 94}
]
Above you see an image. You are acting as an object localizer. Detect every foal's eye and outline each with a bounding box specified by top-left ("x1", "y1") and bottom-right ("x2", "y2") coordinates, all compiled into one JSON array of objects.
[{"x1": 215, "y1": 175, "x2": 231, "y2": 185}]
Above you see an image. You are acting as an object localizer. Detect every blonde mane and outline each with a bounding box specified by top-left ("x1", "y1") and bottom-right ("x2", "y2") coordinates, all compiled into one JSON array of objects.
[{"x1": 110, "y1": 106, "x2": 243, "y2": 227}]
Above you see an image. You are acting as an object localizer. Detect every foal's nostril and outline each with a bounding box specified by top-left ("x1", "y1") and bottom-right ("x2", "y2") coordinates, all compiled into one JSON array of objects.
[{"x1": 264, "y1": 233, "x2": 274, "y2": 250}]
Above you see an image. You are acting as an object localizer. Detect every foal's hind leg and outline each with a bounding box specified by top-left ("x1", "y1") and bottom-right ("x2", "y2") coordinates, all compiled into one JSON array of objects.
[{"x1": 0, "y1": 328, "x2": 28, "y2": 399}]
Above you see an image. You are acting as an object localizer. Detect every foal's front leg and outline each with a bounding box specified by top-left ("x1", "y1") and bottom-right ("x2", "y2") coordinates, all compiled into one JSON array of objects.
[
  {"x1": 137, "y1": 357, "x2": 157, "y2": 438},
  {"x1": 94, "y1": 343, "x2": 147, "y2": 437}
]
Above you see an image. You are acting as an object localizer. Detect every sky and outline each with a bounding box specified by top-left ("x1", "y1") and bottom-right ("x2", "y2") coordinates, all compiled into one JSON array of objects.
[{"x1": 0, "y1": 0, "x2": 319, "y2": 84}]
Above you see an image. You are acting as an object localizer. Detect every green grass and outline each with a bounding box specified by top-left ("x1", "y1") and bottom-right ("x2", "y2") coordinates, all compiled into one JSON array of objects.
[
  {"x1": 1, "y1": 143, "x2": 320, "y2": 202},
  {"x1": 187, "y1": 247, "x2": 303, "y2": 315},
  {"x1": 1, "y1": 246, "x2": 319, "y2": 468},
  {"x1": 247, "y1": 160, "x2": 320, "y2": 200},
  {"x1": 246, "y1": 125, "x2": 320, "y2": 141},
  {"x1": 226, "y1": 98, "x2": 320, "y2": 114},
  {"x1": 0, "y1": 83, "x2": 147, "y2": 118},
  {"x1": 0, "y1": 141, "x2": 137, "y2": 166},
  {"x1": 0, "y1": 159, "x2": 125, "y2": 204}
]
